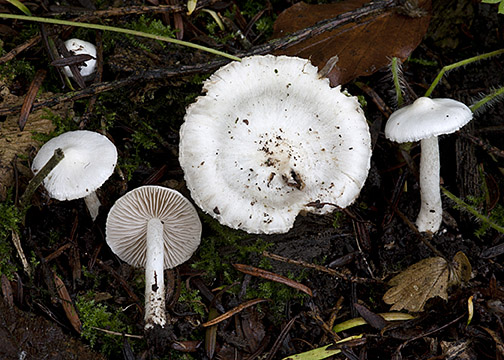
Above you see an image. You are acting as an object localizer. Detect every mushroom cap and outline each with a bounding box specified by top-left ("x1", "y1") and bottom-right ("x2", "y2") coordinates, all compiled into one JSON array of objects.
[
  {"x1": 32, "y1": 130, "x2": 117, "y2": 201},
  {"x1": 179, "y1": 55, "x2": 372, "y2": 234},
  {"x1": 105, "y1": 185, "x2": 202, "y2": 269},
  {"x1": 62, "y1": 38, "x2": 97, "y2": 78},
  {"x1": 385, "y1": 97, "x2": 473, "y2": 143}
]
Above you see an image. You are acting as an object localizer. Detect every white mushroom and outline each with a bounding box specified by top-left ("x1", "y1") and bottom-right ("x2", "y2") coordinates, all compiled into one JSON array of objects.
[
  {"x1": 31, "y1": 130, "x2": 117, "y2": 220},
  {"x1": 385, "y1": 97, "x2": 472, "y2": 233},
  {"x1": 179, "y1": 55, "x2": 372, "y2": 234},
  {"x1": 62, "y1": 38, "x2": 97, "y2": 78},
  {"x1": 105, "y1": 185, "x2": 202, "y2": 329}
]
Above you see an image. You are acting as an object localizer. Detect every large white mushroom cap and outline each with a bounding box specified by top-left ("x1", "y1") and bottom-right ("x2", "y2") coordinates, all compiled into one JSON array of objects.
[
  {"x1": 179, "y1": 55, "x2": 372, "y2": 234},
  {"x1": 32, "y1": 130, "x2": 117, "y2": 201},
  {"x1": 105, "y1": 185, "x2": 202, "y2": 269},
  {"x1": 385, "y1": 97, "x2": 472, "y2": 143},
  {"x1": 62, "y1": 38, "x2": 97, "y2": 78}
]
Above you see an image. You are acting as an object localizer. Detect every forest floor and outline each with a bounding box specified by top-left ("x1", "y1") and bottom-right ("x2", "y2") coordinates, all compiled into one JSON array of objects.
[{"x1": 1, "y1": 0, "x2": 504, "y2": 359}]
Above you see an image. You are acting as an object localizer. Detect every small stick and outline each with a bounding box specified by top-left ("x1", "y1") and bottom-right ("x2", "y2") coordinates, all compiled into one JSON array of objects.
[
  {"x1": 262, "y1": 251, "x2": 382, "y2": 284},
  {"x1": 19, "y1": 148, "x2": 64, "y2": 210},
  {"x1": 11, "y1": 230, "x2": 31, "y2": 276},
  {"x1": 90, "y1": 326, "x2": 143, "y2": 339}
]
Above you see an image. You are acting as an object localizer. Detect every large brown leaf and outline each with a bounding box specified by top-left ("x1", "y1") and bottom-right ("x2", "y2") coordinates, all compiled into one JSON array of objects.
[
  {"x1": 383, "y1": 251, "x2": 472, "y2": 312},
  {"x1": 272, "y1": 0, "x2": 431, "y2": 86}
]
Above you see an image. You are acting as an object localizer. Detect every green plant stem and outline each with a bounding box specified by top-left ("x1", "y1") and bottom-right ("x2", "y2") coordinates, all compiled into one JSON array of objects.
[
  {"x1": 333, "y1": 312, "x2": 415, "y2": 333},
  {"x1": 391, "y1": 57, "x2": 403, "y2": 107},
  {"x1": 470, "y1": 85, "x2": 504, "y2": 112},
  {"x1": 425, "y1": 48, "x2": 504, "y2": 97},
  {"x1": 19, "y1": 148, "x2": 64, "y2": 210},
  {"x1": 0, "y1": 13, "x2": 241, "y2": 62},
  {"x1": 441, "y1": 186, "x2": 504, "y2": 234}
]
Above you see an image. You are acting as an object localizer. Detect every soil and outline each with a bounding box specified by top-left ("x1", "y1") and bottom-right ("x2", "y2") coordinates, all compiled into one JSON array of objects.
[{"x1": 1, "y1": 0, "x2": 504, "y2": 359}]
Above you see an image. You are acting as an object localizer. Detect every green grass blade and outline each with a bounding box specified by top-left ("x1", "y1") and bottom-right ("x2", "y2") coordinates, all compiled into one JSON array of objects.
[
  {"x1": 0, "y1": 13, "x2": 241, "y2": 61},
  {"x1": 5, "y1": 0, "x2": 32, "y2": 16}
]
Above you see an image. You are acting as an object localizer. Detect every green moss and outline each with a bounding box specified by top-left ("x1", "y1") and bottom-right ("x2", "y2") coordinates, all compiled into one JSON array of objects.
[
  {"x1": 178, "y1": 285, "x2": 205, "y2": 318},
  {"x1": 76, "y1": 292, "x2": 139, "y2": 357},
  {"x1": 31, "y1": 108, "x2": 77, "y2": 143},
  {"x1": 0, "y1": 57, "x2": 35, "y2": 86},
  {"x1": 192, "y1": 215, "x2": 272, "y2": 280},
  {"x1": 0, "y1": 192, "x2": 22, "y2": 279}
]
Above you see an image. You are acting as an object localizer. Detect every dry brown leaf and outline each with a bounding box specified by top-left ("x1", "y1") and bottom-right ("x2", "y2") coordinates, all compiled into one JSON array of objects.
[
  {"x1": 53, "y1": 272, "x2": 82, "y2": 333},
  {"x1": 383, "y1": 251, "x2": 471, "y2": 312},
  {"x1": 0, "y1": 83, "x2": 72, "y2": 200},
  {"x1": 272, "y1": 0, "x2": 431, "y2": 86}
]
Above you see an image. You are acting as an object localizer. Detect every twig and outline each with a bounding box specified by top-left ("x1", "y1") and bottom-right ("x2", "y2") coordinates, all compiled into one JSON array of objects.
[
  {"x1": 19, "y1": 148, "x2": 65, "y2": 210},
  {"x1": 202, "y1": 298, "x2": 268, "y2": 327},
  {"x1": 0, "y1": 35, "x2": 41, "y2": 64},
  {"x1": 10, "y1": 230, "x2": 31, "y2": 276},
  {"x1": 0, "y1": 14, "x2": 241, "y2": 61},
  {"x1": 239, "y1": 0, "x2": 396, "y2": 57},
  {"x1": 90, "y1": 326, "x2": 143, "y2": 339},
  {"x1": 0, "y1": 0, "x2": 401, "y2": 117},
  {"x1": 0, "y1": 61, "x2": 229, "y2": 116},
  {"x1": 48, "y1": 0, "x2": 214, "y2": 18},
  {"x1": 262, "y1": 251, "x2": 382, "y2": 284}
]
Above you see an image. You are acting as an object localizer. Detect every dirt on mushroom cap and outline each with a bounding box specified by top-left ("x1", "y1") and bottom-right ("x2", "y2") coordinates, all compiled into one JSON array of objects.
[{"x1": 179, "y1": 55, "x2": 372, "y2": 234}]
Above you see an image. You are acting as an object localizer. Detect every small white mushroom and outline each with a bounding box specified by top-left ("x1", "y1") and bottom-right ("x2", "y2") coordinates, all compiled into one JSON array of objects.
[
  {"x1": 105, "y1": 186, "x2": 202, "y2": 329},
  {"x1": 385, "y1": 97, "x2": 473, "y2": 233},
  {"x1": 62, "y1": 38, "x2": 97, "y2": 78},
  {"x1": 179, "y1": 55, "x2": 372, "y2": 234},
  {"x1": 31, "y1": 130, "x2": 117, "y2": 220}
]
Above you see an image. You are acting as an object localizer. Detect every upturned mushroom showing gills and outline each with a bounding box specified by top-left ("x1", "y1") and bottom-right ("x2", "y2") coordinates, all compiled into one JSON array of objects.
[
  {"x1": 105, "y1": 186, "x2": 202, "y2": 330},
  {"x1": 385, "y1": 97, "x2": 472, "y2": 233},
  {"x1": 179, "y1": 55, "x2": 372, "y2": 234},
  {"x1": 31, "y1": 130, "x2": 117, "y2": 220}
]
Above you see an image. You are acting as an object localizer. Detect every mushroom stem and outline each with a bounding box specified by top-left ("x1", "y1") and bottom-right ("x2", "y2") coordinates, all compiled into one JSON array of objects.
[
  {"x1": 416, "y1": 136, "x2": 442, "y2": 233},
  {"x1": 84, "y1": 191, "x2": 101, "y2": 221},
  {"x1": 144, "y1": 218, "x2": 166, "y2": 329}
]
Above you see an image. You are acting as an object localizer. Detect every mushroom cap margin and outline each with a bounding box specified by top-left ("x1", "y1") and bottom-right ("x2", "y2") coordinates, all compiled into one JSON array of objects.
[
  {"x1": 385, "y1": 97, "x2": 473, "y2": 143},
  {"x1": 31, "y1": 130, "x2": 117, "y2": 201}
]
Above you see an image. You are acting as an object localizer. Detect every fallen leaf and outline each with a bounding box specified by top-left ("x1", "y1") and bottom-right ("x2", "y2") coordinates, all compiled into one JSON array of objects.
[
  {"x1": 383, "y1": 251, "x2": 471, "y2": 312},
  {"x1": 53, "y1": 272, "x2": 82, "y2": 333},
  {"x1": 272, "y1": 0, "x2": 431, "y2": 86},
  {"x1": 353, "y1": 303, "x2": 387, "y2": 330},
  {"x1": 0, "y1": 82, "x2": 72, "y2": 200}
]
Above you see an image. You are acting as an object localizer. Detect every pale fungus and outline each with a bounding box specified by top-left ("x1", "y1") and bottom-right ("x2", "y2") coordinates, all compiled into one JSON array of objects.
[{"x1": 179, "y1": 55, "x2": 372, "y2": 234}]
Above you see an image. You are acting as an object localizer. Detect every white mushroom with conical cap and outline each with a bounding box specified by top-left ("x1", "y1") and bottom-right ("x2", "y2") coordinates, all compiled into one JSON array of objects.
[
  {"x1": 385, "y1": 97, "x2": 473, "y2": 233},
  {"x1": 105, "y1": 185, "x2": 202, "y2": 329},
  {"x1": 179, "y1": 55, "x2": 372, "y2": 234},
  {"x1": 31, "y1": 130, "x2": 117, "y2": 220}
]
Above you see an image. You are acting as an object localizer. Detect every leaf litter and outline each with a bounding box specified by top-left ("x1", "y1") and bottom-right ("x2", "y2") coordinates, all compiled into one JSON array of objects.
[
  {"x1": 383, "y1": 251, "x2": 472, "y2": 312},
  {"x1": 272, "y1": 0, "x2": 432, "y2": 85}
]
